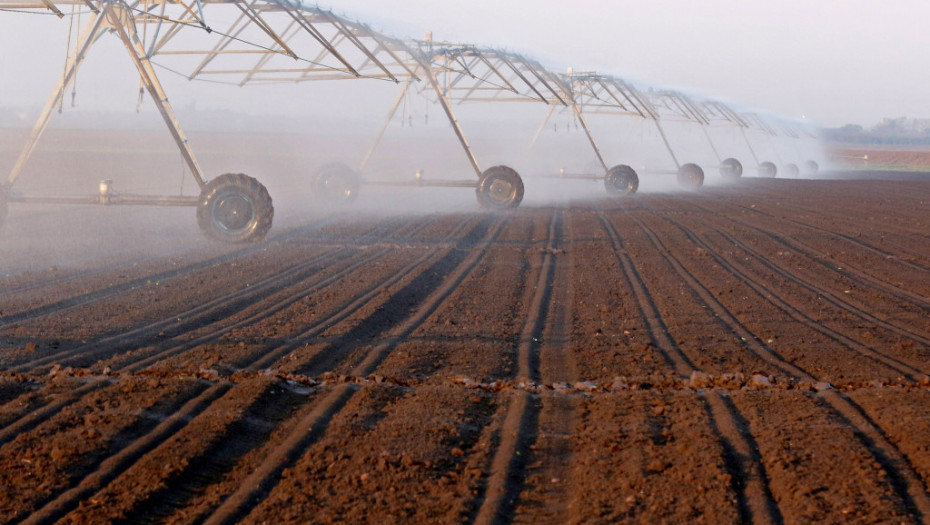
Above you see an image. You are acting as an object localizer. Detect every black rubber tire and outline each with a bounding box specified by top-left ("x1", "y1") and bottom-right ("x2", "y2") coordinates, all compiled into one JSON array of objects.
[
  {"x1": 804, "y1": 160, "x2": 820, "y2": 175},
  {"x1": 197, "y1": 173, "x2": 274, "y2": 243},
  {"x1": 784, "y1": 163, "x2": 800, "y2": 178},
  {"x1": 720, "y1": 157, "x2": 743, "y2": 179},
  {"x1": 677, "y1": 163, "x2": 704, "y2": 189},
  {"x1": 0, "y1": 187, "x2": 8, "y2": 230},
  {"x1": 758, "y1": 161, "x2": 777, "y2": 178},
  {"x1": 604, "y1": 164, "x2": 639, "y2": 195},
  {"x1": 314, "y1": 163, "x2": 361, "y2": 204},
  {"x1": 476, "y1": 165, "x2": 524, "y2": 209}
]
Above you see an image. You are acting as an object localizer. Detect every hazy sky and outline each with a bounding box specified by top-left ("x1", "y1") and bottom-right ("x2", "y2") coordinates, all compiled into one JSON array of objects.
[{"x1": 2, "y1": 0, "x2": 929, "y2": 127}]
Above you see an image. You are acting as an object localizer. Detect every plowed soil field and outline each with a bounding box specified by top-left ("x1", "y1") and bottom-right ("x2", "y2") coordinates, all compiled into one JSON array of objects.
[{"x1": 2, "y1": 167, "x2": 930, "y2": 523}]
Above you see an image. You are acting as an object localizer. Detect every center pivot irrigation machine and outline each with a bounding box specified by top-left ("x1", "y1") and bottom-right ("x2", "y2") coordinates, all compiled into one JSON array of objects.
[
  {"x1": 312, "y1": 40, "x2": 572, "y2": 210},
  {"x1": 0, "y1": 0, "x2": 824, "y2": 243}
]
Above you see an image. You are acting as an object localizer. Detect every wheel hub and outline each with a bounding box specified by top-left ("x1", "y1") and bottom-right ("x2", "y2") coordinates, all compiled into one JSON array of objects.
[
  {"x1": 487, "y1": 179, "x2": 515, "y2": 204},
  {"x1": 213, "y1": 194, "x2": 255, "y2": 233}
]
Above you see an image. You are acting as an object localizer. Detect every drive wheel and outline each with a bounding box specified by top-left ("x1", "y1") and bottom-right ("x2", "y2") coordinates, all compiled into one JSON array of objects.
[
  {"x1": 197, "y1": 173, "x2": 274, "y2": 243},
  {"x1": 476, "y1": 165, "x2": 524, "y2": 209},
  {"x1": 604, "y1": 164, "x2": 639, "y2": 195},
  {"x1": 784, "y1": 163, "x2": 800, "y2": 178},
  {"x1": 804, "y1": 160, "x2": 819, "y2": 175},
  {"x1": 677, "y1": 163, "x2": 704, "y2": 189},
  {"x1": 314, "y1": 163, "x2": 361, "y2": 204},
  {"x1": 720, "y1": 157, "x2": 743, "y2": 179},
  {"x1": 758, "y1": 161, "x2": 777, "y2": 178}
]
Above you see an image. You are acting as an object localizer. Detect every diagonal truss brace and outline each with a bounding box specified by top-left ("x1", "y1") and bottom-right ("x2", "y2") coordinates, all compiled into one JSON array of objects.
[{"x1": 7, "y1": 2, "x2": 207, "y2": 189}]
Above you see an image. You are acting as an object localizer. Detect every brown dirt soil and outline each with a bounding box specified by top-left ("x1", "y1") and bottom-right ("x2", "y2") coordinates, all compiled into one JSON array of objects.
[
  {"x1": 2, "y1": 133, "x2": 930, "y2": 522},
  {"x1": 830, "y1": 144, "x2": 930, "y2": 170}
]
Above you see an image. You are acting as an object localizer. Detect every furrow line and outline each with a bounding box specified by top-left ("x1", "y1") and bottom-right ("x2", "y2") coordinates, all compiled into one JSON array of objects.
[
  {"x1": 695, "y1": 192, "x2": 930, "y2": 275},
  {"x1": 10, "y1": 213, "x2": 482, "y2": 523},
  {"x1": 716, "y1": 228, "x2": 930, "y2": 347},
  {"x1": 626, "y1": 205, "x2": 930, "y2": 520},
  {"x1": 120, "y1": 213, "x2": 475, "y2": 373},
  {"x1": 602, "y1": 205, "x2": 783, "y2": 523},
  {"x1": 187, "y1": 214, "x2": 509, "y2": 525},
  {"x1": 689, "y1": 198, "x2": 930, "y2": 313},
  {"x1": 18, "y1": 382, "x2": 234, "y2": 525},
  {"x1": 511, "y1": 208, "x2": 581, "y2": 523},
  {"x1": 0, "y1": 248, "x2": 361, "y2": 442},
  {"x1": 7, "y1": 214, "x2": 426, "y2": 374},
  {"x1": 0, "y1": 214, "x2": 351, "y2": 327},
  {"x1": 0, "y1": 379, "x2": 110, "y2": 448},
  {"x1": 472, "y1": 209, "x2": 563, "y2": 524},
  {"x1": 595, "y1": 210, "x2": 695, "y2": 377},
  {"x1": 661, "y1": 213, "x2": 928, "y2": 380},
  {"x1": 244, "y1": 215, "x2": 481, "y2": 374},
  {"x1": 9, "y1": 247, "x2": 346, "y2": 373},
  {"x1": 0, "y1": 215, "x2": 442, "y2": 452}
]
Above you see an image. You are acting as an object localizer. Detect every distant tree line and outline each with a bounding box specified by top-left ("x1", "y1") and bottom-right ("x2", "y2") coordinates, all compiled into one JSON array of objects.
[{"x1": 823, "y1": 118, "x2": 930, "y2": 145}]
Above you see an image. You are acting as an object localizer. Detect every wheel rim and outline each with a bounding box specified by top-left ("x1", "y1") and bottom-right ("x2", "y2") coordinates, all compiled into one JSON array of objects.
[
  {"x1": 679, "y1": 164, "x2": 703, "y2": 188},
  {"x1": 759, "y1": 162, "x2": 777, "y2": 178},
  {"x1": 721, "y1": 159, "x2": 742, "y2": 178},
  {"x1": 321, "y1": 176, "x2": 354, "y2": 199},
  {"x1": 487, "y1": 178, "x2": 516, "y2": 206},
  {"x1": 212, "y1": 193, "x2": 255, "y2": 234},
  {"x1": 609, "y1": 174, "x2": 633, "y2": 193}
]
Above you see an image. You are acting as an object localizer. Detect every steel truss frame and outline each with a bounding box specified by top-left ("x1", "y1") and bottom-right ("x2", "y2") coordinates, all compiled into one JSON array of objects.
[
  {"x1": 745, "y1": 113, "x2": 823, "y2": 176},
  {"x1": 1, "y1": 0, "x2": 435, "y2": 240},
  {"x1": 740, "y1": 111, "x2": 800, "y2": 176},
  {"x1": 698, "y1": 101, "x2": 784, "y2": 177},
  {"x1": 530, "y1": 72, "x2": 707, "y2": 189},
  {"x1": 532, "y1": 71, "x2": 654, "y2": 178},
  {"x1": 3, "y1": 0, "x2": 578, "y2": 225},
  {"x1": 3, "y1": 0, "x2": 420, "y2": 189},
  {"x1": 2, "y1": 0, "x2": 824, "y2": 237},
  {"x1": 353, "y1": 40, "x2": 571, "y2": 190}
]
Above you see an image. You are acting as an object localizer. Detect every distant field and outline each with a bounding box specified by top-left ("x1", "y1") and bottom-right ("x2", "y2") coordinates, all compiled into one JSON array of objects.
[{"x1": 829, "y1": 144, "x2": 930, "y2": 171}]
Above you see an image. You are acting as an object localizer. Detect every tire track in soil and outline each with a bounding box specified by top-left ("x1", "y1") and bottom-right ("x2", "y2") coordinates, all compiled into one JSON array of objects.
[
  {"x1": 0, "y1": 215, "x2": 353, "y2": 328},
  {"x1": 0, "y1": 216, "x2": 424, "y2": 439},
  {"x1": 513, "y1": 210, "x2": 579, "y2": 524},
  {"x1": 130, "y1": 214, "x2": 509, "y2": 525},
  {"x1": 0, "y1": 243, "x2": 363, "y2": 449},
  {"x1": 210, "y1": 214, "x2": 535, "y2": 524},
  {"x1": 686, "y1": 197, "x2": 930, "y2": 319},
  {"x1": 505, "y1": 209, "x2": 585, "y2": 524},
  {"x1": 622, "y1": 202, "x2": 930, "y2": 521},
  {"x1": 701, "y1": 183, "x2": 930, "y2": 260},
  {"x1": 112, "y1": 379, "x2": 315, "y2": 525},
  {"x1": 117, "y1": 214, "x2": 479, "y2": 374},
  {"x1": 7, "y1": 246, "x2": 347, "y2": 373},
  {"x1": 707, "y1": 194, "x2": 930, "y2": 275},
  {"x1": 470, "y1": 208, "x2": 566, "y2": 524},
  {"x1": 1, "y1": 253, "x2": 193, "y2": 298},
  {"x1": 112, "y1": 212, "x2": 477, "y2": 380},
  {"x1": 651, "y1": 208, "x2": 929, "y2": 382},
  {"x1": 14, "y1": 382, "x2": 234, "y2": 525},
  {"x1": 596, "y1": 204, "x2": 782, "y2": 524},
  {"x1": 3, "y1": 215, "x2": 419, "y2": 374},
  {"x1": 1, "y1": 215, "x2": 483, "y2": 522},
  {"x1": 711, "y1": 230, "x2": 930, "y2": 376}
]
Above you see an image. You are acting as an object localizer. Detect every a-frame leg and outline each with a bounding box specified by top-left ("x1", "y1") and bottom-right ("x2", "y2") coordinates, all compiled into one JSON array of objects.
[
  {"x1": 7, "y1": 10, "x2": 105, "y2": 187},
  {"x1": 105, "y1": 2, "x2": 207, "y2": 188}
]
